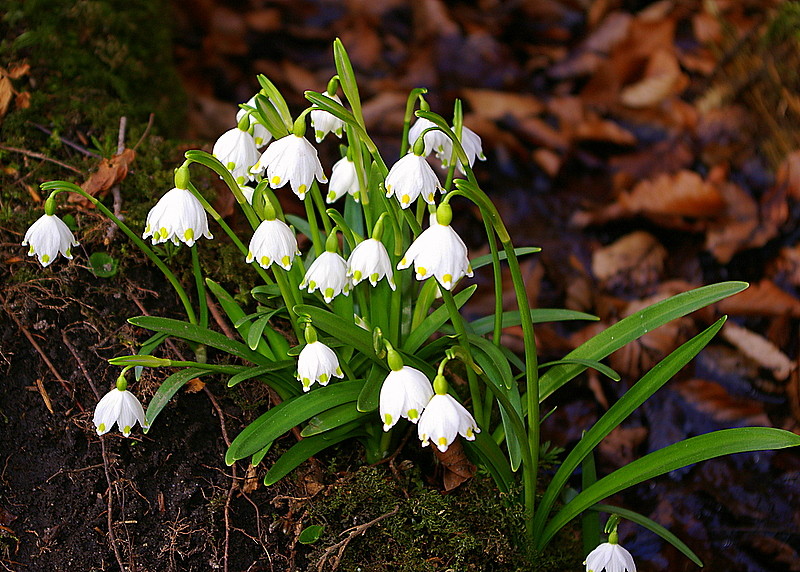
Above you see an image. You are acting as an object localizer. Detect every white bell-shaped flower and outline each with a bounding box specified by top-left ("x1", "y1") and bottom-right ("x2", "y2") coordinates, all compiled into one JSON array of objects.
[
  {"x1": 584, "y1": 540, "x2": 636, "y2": 572},
  {"x1": 379, "y1": 362, "x2": 434, "y2": 431},
  {"x1": 310, "y1": 93, "x2": 345, "y2": 143},
  {"x1": 236, "y1": 95, "x2": 272, "y2": 148},
  {"x1": 347, "y1": 238, "x2": 395, "y2": 289},
  {"x1": 326, "y1": 156, "x2": 360, "y2": 203},
  {"x1": 408, "y1": 116, "x2": 449, "y2": 157},
  {"x1": 143, "y1": 187, "x2": 213, "y2": 247},
  {"x1": 384, "y1": 153, "x2": 442, "y2": 209},
  {"x1": 212, "y1": 126, "x2": 260, "y2": 185},
  {"x1": 93, "y1": 387, "x2": 149, "y2": 437},
  {"x1": 436, "y1": 125, "x2": 486, "y2": 174},
  {"x1": 297, "y1": 340, "x2": 343, "y2": 392},
  {"x1": 246, "y1": 218, "x2": 299, "y2": 270},
  {"x1": 22, "y1": 213, "x2": 79, "y2": 267},
  {"x1": 300, "y1": 251, "x2": 350, "y2": 303},
  {"x1": 253, "y1": 134, "x2": 327, "y2": 200},
  {"x1": 397, "y1": 206, "x2": 472, "y2": 290},
  {"x1": 417, "y1": 389, "x2": 479, "y2": 453}
]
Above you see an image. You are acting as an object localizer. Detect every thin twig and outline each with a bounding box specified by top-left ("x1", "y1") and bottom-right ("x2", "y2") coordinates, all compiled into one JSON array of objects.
[
  {"x1": 316, "y1": 505, "x2": 400, "y2": 572},
  {"x1": 29, "y1": 122, "x2": 100, "y2": 157},
  {"x1": 0, "y1": 144, "x2": 83, "y2": 174},
  {"x1": 61, "y1": 330, "x2": 101, "y2": 400}
]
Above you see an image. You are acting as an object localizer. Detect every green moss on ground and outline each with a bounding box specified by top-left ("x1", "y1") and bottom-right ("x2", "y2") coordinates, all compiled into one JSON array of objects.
[{"x1": 303, "y1": 465, "x2": 582, "y2": 572}]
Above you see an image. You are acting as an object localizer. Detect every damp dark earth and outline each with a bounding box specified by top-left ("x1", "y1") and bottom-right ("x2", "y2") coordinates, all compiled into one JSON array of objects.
[{"x1": 2, "y1": 1, "x2": 800, "y2": 571}]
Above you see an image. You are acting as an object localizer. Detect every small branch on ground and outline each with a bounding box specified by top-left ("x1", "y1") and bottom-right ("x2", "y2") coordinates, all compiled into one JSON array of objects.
[{"x1": 316, "y1": 505, "x2": 400, "y2": 572}]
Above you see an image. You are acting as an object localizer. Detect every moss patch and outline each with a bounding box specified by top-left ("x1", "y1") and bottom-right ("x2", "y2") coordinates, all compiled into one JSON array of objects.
[{"x1": 303, "y1": 465, "x2": 582, "y2": 572}]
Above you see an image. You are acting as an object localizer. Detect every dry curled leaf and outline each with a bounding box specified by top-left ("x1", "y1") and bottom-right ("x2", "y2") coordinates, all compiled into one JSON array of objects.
[
  {"x1": 462, "y1": 89, "x2": 543, "y2": 122},
  {"x1": 722, "y1": 322, "x2": 795, "y2": 381},
  {"x1": 79, "y1": 148, "x2": 136, "y2": 198},
  {"x1": 185, "y1": 377, "x2": 206, "y2": 393},
  {"x1": 433, "y1": 438, "x2": 476, "y2": 491},
  {"x1": 620, "y1": 49, "x2": 687, "y2": 108},
  {"x1": 716, "y1": 279, "x2": 800, "y2": 318},
  {"x1": 0, "y1": 74, "x2": 13, "y2": 119}
]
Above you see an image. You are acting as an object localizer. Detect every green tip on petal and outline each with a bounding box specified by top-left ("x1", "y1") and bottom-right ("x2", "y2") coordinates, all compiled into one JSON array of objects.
[
  {"x1": 407, "y1": 408, "x2": 418, "y2": 420},
  {"x1": 383, "y1": 413, "x2": 392, "y2": 427},
  {"x1": 184, "y1": 228, "x2": 194, "y2": 242},
  {"x1": 353, "y1": 270, "x2": 362, "y2": 281},
  {"x1": 319, "y1": 373, "x2": 329, "y2": 384},
  {"x1": 41, "y1": 254, "x2": 50, "y2": 264},
  {"x1": 98, "y1": 423, "x2": 106, "y2": 432}
]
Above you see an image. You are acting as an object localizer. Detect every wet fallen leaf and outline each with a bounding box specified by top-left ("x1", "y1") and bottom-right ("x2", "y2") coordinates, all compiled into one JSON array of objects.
[
  {"x1": 722, "y1": 322, "x2": 795, "y2": 381},
  {"x1": 574, "y1": 112, "x2": 637, "y2": 145},
  {"x1": 7, "y1": 62, "x2": 30, "y2": 79},
  {"x1": 704, "y1": 181, "x2": 759, "y2": 264},
  {"x1": 242, "y1": 463, "x2": 260, "y2": 494}
]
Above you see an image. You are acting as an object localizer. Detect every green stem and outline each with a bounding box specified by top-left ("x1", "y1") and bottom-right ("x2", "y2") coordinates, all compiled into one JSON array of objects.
[
  {"x1": 191, "y1": 246, "x2": 208, "y2": 328},
  {"x1": 439, "y1": 287, "x2": 484, "y2": 426},
  {"x1": 304, "y1": 194, "x2": 323, "y2": 257},
  {"x1": 273, "y1": 267, "x2": 303, "y2": 340},
  {"x1": 41, "y1": 182, "x2": 197, "y2": 325},
  {"x1": 310, "y1": 182, "x2": 333, "y2": 235}
]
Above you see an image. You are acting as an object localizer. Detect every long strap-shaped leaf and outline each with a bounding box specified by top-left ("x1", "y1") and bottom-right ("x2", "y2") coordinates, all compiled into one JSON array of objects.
[
  {"x1": 128, "y1": 316, "x2": 273, "y2": 366},
  {"x1": 532, "y1": 317, "x2": 726, "y2": 542},
  {"x1": 145, "y1": 368, "x2": 212, "y2": 428},
  {"x1": 294, "y1": 304, "x2": 379, "y2": 363},
  {"x1": 403, "y1": 285, "x2": 477, "y2": 353},
  {"x1": 538, "y1": 427, "x2": 800, "y2": 549},
  {"x1": 226, "y1": 381, "x2": 363, "y2": 464},
  {"x1": 538, "y1": 281, "x2": 747, "y2": 402}
]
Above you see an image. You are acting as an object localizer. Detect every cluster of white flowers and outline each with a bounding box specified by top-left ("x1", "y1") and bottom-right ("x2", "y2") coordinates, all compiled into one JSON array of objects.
[
  {"x1": 25, "y1": 84, "x2": 485, "y2": 443},
  {"x1": 378, "y1": 349, "x2": 479, "y2": 452}
]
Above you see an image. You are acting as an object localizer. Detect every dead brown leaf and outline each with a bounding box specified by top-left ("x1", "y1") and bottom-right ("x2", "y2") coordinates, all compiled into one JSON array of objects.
[
  {"x1": 7, "y1": 62, "x2": 30, "y2": 79},
  {"x1": 462, "y1": 89, "x2": 543, "y2": 122},
  {"x1": 704, "y1": 181, "x2": 759, "y2": 264},
  {"x1": 185, "y1": 377, "x2": 206, "y2": 393},
  {"x1": 674, "y1": 378, "x2": 771, "y2": 425},
  {"x1": 433, "y1": 438, "x2": 476, "y2": 491},
  {"x1": 716, "y1": 279, "x2": 800, "y2": 318},
  {"x1": 79, "y1": 148, "x2": 136, "y2": 198},
  {"x1": 599, "y1": 425, "x2": 648, "y2": 466},
  {"x1": 574, "y1": 112, "x2": 637, "y2": 145},
  {"x1": 591, "y1": 230, "x2": 667, "y2": 288},
  {"x1": 722, "y1": 322, "x2": 796, "y2": 381},
  {"x1": 0, "y1": 74, "x2": 13, "y2": 119},
  {"x1": 620, "y1": 169, "x2": 726, "y2": 218},
  {"x1": 620, "y1": 49, "x2": 688, "y2": 108}
]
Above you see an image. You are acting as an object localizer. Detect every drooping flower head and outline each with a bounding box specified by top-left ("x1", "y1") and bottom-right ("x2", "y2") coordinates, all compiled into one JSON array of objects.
[
  {"x1": 379, "y1": 348, "x2": 434, "y2": 431},
  {"x1": 384, "y1": 150, "x2": 442, "y2": 209},
  {"x1": 246, "y1": 200, "x2": 299, "y2": 270},
  {"x1": 408, "y1": 116, "x2": 449, "y2": 157},
  {"x1": 253, "y1": 132, "x2": 327, "y2": 200},
  {"x1": 296, "y1": 325, "x2": 343, "y2": 392},
  {"x1": 212, "y1": 121, "x2": 260, "y2": 185},
  {"x1": 347, "y1": 216, "x2": 395, "y2": 289},
  {"x1": 236, "y1": 94, "x2": 272, "y2": 148},
  {"x1": 143, "y1": 165, "x2": 213, "y2": 247},
  {"x1": 436, "y1": 124, "x2": 486, "y2": 174},
  {"x1": 310, "y1": 92, "x2": 345, "y2": 143},
  {"x1": 300, "y1": 231, "x2": 350, "y2": 303},
  {"x1": 584, "y1": 529, "x2": 636, "y2": 572},
  {"x1": 417, "y1": 374, "x2": 479, "y2": 452},
  {"x1": 326, "y1": 156, "x2": 360, "y2": 203},
  {"x1": 397, "y1": 204, "x2": 473, "y2": 290},
  {"x1": 93, "y1": 376, "x2": 149, "y2": 437},
  {"x1": 22, "y1": 206, "x2": 79, "y2": 267}
]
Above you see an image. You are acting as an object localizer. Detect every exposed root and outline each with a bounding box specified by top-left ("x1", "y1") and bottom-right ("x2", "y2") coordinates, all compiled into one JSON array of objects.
[{"x1": 316, "y1": 505, "x2": 400, "y2": 572}]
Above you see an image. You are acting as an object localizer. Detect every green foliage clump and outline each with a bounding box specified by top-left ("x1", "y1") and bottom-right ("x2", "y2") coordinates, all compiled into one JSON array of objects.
[{"x1": 303, "y1": 465, "x2": 582, "y2": 572}]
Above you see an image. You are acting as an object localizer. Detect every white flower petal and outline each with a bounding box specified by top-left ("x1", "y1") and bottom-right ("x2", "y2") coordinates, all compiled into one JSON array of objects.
[
  {"x1": 246, "y1": 219, "x2": 299, "y2": 270},
  {"x1": 347, "y1": 239, "x2": 395, "y2": 289},
  {"x1": 143, "y1": 188, "x2": 213, "y2": 247},
  {"x1": 327, "y1": 156, "x2": 360, "y2": 203},
  {"x1": 300, "y1": 251, "x2": 350, "y2": 302},
  {"x1": 417, "y1": 393, "x2": 479, "y2": 452},
  {"x1": 397, "y1": 215, "x2": 472, "y2": 290},
  {"x1": 310, "y1": 94, "x2": 345, "y2": 143},
  {"x1": 408, "y1": 117, "x2": 449, "y2": 157},
  {"x1": 254, "y1": 134, "x2": 327, "y2": 200},
  {"x1": 22, "y1": 214, "x2": 79, "y2": 267},
  {"x1": 379, "y1": 367, "x2": 434, "y2": 430},
  {"x1": 584, "y1": 542, "x2": 636, "y2": 572},
  {"x1": 384, "y1": 154, "x2": 442, "y2": 209},
  {"x1": 93, "y1": 388, "x2": 147, "y2": 437},
  {"x1": 212, "y1": 127, "x2": 260, "y2": 184},
  {"x1": 297, "y1": 341, "x2": 343, "y2": 391}
]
